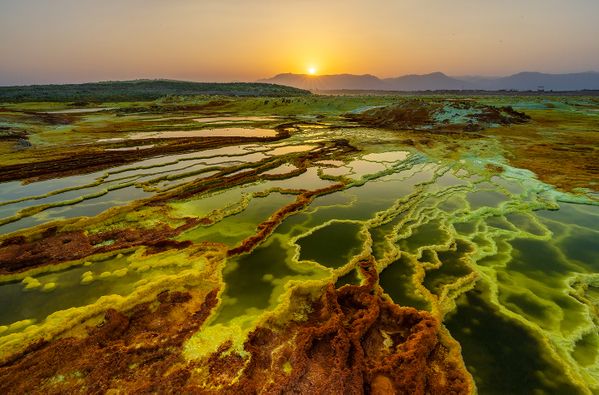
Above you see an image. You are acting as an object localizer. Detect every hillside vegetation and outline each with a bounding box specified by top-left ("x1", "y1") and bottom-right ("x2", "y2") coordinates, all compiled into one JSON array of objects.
[{"x1": 0, "y1": 80, "x2": 311, "y2": 102}]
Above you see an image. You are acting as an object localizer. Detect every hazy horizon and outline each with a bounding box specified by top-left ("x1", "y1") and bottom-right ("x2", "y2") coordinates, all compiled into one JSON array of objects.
[{"x1": 2, "y1": 0, "x2": 599, "y2": 86}]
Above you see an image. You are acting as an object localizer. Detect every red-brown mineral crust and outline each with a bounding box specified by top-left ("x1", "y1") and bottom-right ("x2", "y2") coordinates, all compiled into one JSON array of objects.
[
  {"x1": 0, "y1": 289, "x2": 220, "y2": 394},
  {"x1": 0, "y1": 219, "x2": 200, "y2": 274},
  {"x1": 0, "y1": 261, "x2": 471, "y2": 394},
  {"x1": 192, "y1": 261, "x2": 471, "y2": 394}
]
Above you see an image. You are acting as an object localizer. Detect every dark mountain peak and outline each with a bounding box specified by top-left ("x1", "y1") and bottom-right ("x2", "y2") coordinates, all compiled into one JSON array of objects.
[
  {"x1": 426, "y1": 71, "x2": 449, "y2": 77},
  {"x1": 258, "y1": 73, "x2": 386, "y2": 90},
  {"x1": 510, "y1": 71, "x2": 543, "y2": 76},
  {"x1": 272, "y1": 72, "x2": 296, "y2": 78},
  {"x1": 336, "y1": 73, "x2": 379, "y2": 78}
]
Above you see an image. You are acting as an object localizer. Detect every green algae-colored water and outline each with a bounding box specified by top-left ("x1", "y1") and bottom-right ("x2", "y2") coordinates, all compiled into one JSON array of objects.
[{"x1": 0, "y1": 103, "x2": 598, "y2": 394}]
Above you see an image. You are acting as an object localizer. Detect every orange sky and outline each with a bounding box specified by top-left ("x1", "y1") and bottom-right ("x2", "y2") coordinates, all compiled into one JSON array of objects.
[{"x1": 1, "y1": 0, "x2": 599, "y2": 85}]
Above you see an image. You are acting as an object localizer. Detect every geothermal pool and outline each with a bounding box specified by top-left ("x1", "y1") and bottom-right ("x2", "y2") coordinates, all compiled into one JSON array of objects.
[{"x1": 0, "y1": 103, "x2": 597, "y2": 394}]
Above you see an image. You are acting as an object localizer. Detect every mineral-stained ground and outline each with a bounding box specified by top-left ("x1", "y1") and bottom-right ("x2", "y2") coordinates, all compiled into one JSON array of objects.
[{"x1": 0, "y1": 95, "x2": 597, "y2": 394}]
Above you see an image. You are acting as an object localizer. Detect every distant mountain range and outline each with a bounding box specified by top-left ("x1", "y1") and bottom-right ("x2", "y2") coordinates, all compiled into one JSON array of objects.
[{"x1": 259, "y1": 71, "x2": 599, "y2": 91}]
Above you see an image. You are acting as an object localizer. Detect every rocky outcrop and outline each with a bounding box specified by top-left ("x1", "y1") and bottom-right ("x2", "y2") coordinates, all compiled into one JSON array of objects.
[{"x1": 346, "y1": 99, "x2": 530, "y2": 132}]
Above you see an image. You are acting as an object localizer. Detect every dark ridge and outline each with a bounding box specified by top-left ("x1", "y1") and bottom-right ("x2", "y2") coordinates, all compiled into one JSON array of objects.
[
  {"x1": 0, "y1": 79, "x2": 311, "y2": 102},
  {"x1": 318, "y1": 89, "x2": 599, "y2": 96},
  {"x1": 260, "y1": 71, "x2": 599, "y2": 92}
]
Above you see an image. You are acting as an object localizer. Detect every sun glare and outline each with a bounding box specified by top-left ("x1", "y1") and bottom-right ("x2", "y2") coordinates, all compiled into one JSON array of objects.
[{"x1": 308, "y1": 66, "x2": 317, "y2": 75}]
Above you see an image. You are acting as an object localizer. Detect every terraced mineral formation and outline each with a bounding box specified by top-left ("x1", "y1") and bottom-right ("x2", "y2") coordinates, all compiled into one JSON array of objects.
[{"x1": 0, "y1": 96, "x2": 597, "y2": 394}]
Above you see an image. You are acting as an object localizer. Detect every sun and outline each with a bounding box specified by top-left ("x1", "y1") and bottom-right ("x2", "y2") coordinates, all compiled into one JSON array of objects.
[{"x1": 307, "y1": 66, "x2": 317, "y2": 75}]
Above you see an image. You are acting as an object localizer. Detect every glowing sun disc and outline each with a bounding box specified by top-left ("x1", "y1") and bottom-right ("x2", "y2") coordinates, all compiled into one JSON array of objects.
[{"x1": 308, "y1": 67, "x2": 317, "y2": 75}]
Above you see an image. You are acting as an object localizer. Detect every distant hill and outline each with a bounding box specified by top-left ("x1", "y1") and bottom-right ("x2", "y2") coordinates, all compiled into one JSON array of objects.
[
  {"x1": 260, "y1": 71, "x2": 599, "y2": 91},
  {"x1": 258, "y1": 73, "x2": 387, "y2": 91},
  {"x1": 383, "y1": 72, "x2": 473, "y2": 90},
  {"x1": 0, "y1": 79, "x2": 311, "y2": 102},
  {"x1": 476, "y1": 72, "x2": 599, "y2": 91}
]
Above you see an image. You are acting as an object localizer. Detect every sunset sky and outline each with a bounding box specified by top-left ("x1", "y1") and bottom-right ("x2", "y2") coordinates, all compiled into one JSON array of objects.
[{"x1": 1, "y1": 0, "x2": 599, "y2": 85}]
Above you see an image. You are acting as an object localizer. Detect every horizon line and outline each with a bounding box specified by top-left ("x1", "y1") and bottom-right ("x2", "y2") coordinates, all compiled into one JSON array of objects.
[{"x1": 3, "y1": 69, "x2": 599, "y2": 88}]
